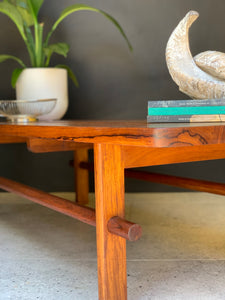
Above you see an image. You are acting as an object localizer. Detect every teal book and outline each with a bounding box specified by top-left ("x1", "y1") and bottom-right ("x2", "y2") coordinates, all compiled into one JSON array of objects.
[{"x1": 148, "y1": 106, "x2": 225, "y2": 116}]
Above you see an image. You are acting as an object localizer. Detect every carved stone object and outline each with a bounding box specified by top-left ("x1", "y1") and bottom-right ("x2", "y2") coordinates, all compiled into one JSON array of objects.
[
  {"x1": 194, "y1": 51, "x2": 225, "y2": 81},
  {"x1": 166, "y1": 11, "x2": 225, "y2": 99}
]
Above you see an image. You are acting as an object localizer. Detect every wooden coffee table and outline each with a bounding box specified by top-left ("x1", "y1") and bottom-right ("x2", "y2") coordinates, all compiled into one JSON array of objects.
[{"x1": 1, "y1": 120, "x2": 225, "y2": 300}]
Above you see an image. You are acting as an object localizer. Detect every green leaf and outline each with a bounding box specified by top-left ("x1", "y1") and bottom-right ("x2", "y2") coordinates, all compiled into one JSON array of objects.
[
  {"x1": 44, "y1": 4, "x2": 132, "y2": 51},
  {"x1": 6, "y1": 0, "x2": 26, "y2": 7},
  {"x1": 0, "y1": 54, "x2": 26, "y2": 67},
  {"x1": 0, "y1": 2, "x2": 27, "y2": 41},
  {"x1": 11, "y1": 67, "x2": 23, "y2": 88},
  {"x1": 44, "y1": 42, "x2": 70, "y2": 67},
  {"x1": 27, "y1": 0, "x2": 43, "y2": 19},
  {"x1": 3, "y1": 0, "x2": 36, "y2": 63},
  {"x1": 17, "y1": 5, "x2": 34, "y2": 26},
  {"x1": 55, "y1": 64, "x2": 79, "y2": 87},
  {"x1": 9, "y1": 0, "x2": 37, "y2": 26},
  {"x1": 44, "y1": 42, "x2": 69, "y2": 58}
]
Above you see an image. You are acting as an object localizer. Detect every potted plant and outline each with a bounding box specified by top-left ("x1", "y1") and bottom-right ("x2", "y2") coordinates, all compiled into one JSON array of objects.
[{"x1": 0, "y1": 0, "x2": 132, "y2": 120}]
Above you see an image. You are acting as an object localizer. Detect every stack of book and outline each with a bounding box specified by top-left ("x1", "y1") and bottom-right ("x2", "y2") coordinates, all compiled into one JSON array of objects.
[{"x1": 147, "y1": 99, "x2": 225, "y2": 123}]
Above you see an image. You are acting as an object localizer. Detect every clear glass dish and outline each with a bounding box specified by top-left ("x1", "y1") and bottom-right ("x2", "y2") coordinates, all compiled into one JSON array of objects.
[{"x1": 0, "y1": 99, "x2": 57, "y2": 123}]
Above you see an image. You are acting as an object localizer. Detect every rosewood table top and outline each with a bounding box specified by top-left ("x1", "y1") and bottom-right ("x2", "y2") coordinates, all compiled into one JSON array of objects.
[{"x1": 0, "y1": 120, "x2": 225, "y2": 147}]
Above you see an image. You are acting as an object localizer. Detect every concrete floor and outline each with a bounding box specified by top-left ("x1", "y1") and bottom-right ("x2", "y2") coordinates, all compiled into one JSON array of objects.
[{"x1": 1, "y1": 192, "x2": 225, "y2": 299}]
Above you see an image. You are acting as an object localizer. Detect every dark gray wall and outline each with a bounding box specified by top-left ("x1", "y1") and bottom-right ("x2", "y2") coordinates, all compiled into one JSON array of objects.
[{"x1": 0, "y1": 0, "x2": 225, "y2": 192}]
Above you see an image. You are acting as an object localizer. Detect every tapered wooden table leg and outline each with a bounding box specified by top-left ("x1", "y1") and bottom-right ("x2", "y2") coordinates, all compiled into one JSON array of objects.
[
  {"x1": 94, "y1": 144, "x2": 127, "y2": 300},
  {"x1": 74, "y1": 148, "x2": 89, "y2": 205}
]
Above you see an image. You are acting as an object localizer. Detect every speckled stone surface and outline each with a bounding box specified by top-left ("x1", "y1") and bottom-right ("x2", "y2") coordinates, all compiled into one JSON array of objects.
[{"x1": 1, "y1": 192, "x2": 225, "y2": 299}]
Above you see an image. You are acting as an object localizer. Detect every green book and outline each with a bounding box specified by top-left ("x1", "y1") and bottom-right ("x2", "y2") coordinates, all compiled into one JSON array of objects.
[{"x1": 148, "y1": 106, "x2": 225, "y2": 116}]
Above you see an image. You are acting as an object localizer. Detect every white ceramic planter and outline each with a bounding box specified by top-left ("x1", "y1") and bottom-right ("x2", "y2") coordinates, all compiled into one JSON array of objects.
[{"x1": 16, "y1": 68, "x2": 68, "y2": 120}]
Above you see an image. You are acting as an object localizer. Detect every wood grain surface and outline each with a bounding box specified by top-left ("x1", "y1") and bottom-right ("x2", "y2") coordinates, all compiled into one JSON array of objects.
[
  {"x1": 94, "y1": 143, "x2": 127, "y2": 300},
  {"x1": 1, "y1": 120, "x2": 225, "y2": 147},
  {"x1": 74, "y1": 148, "x2": 90, "y2": 205}
]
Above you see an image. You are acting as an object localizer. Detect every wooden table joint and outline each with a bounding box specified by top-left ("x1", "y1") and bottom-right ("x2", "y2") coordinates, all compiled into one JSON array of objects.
[{"x1": 0, "y1": 176, "x2": 141, "y2": 242}]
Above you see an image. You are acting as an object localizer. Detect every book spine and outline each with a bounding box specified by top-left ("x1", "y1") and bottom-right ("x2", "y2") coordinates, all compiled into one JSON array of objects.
[
  {"x1": 148, "y1": 106, "x2": 225, "y2": 116},
  {"x1": 147, "y1": 115, "x2": 192, "y2": 123},
  {"x1": 148, "y1": 99, "x2": 225, "y2": 107},
  {"x1": 147, "y1": 114, "x2": 223, "y2": 123}
]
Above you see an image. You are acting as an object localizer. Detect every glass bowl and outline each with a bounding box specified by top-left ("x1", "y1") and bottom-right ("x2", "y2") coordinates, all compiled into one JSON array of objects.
[{"x1": 0, "y1": 99, "x2": 57, "y2": 123}]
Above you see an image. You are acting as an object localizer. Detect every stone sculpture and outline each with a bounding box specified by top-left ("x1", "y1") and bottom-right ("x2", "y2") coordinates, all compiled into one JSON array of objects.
[{"x1": 166, "y1": 10, "x2": 225, "y2": 99}]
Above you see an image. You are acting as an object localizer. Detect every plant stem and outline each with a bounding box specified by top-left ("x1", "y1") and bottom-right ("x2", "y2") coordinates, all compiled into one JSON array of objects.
[
  {"x1": 24, "y1": 26, "x2": 36, "y2": 66},
  {"x1": 44, "y1": 50, "x2": 52, "y2": 67},
  {"x1": 26, "y1": 0, "x2": 43, "y2": 67},
  {"x1": 35, "y1": 23, "x2": 43, "y2": 67}
]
